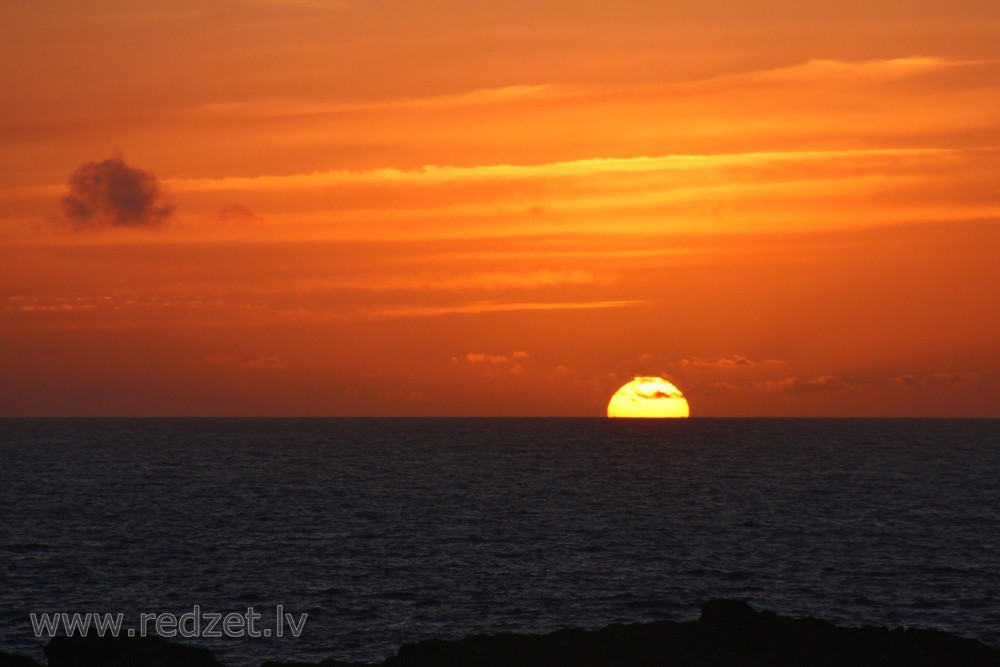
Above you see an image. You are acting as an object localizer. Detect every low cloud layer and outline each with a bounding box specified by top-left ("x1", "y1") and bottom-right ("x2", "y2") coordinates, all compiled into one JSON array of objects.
[
  {"x1": 60, "y1": 157, "x2": 174, "y2": 230},
  {"x1": 894, "y1": 372, "x2": 980, "y2": 387},
  {"x1": 932, "y1": 371, "x2": 978, "y2": 385},
  {"x1": 214, "y1": 204, "x2": 261, "y2": 225},
  {"x1": 452, "y1": 351, "x2": 529, "y2": 365},
  {"x1": 452, "y1": 350, "x2": 529, "y2": 375},
  {"x1": 678, "y1": 355, "x2": 782, "y2": 369},
  {"x1": 764, "y1": 375, "x2": 849, "y2": 394}
]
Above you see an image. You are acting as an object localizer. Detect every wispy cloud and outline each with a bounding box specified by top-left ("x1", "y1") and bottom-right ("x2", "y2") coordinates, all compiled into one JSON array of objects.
[
  {"x1": 189, "y1": 57, "x2": 977, "y2": 126},
  {"x1": 732, "y1": 56, "x2": 987, "y2": 84},
  {"x1": 330, "y1": 270, "x2": 608, "y2": 292},
  {"x1": 242, "y1": 356, "x2": 288, "y2": 370},
  {"x1": 194, "y1": 84, "x2": 560, "y2": 121},
  {"x1": 368, "y1": 299, "x2": 644, "y2": 318},
  {"x1": 168, "y1": 148, "x2": 951, "y2": 194}
]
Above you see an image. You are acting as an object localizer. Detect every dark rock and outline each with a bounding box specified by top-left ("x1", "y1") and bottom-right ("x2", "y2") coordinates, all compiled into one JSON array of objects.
[
  {"x1": 378, "y1": 599, "x2": 1000, "y2": 667},
  {"x1": 45, "y1": 635, "x2": 222, "y2": 667},
  {"x1": 0, "y1": 650, "x2": 44, "y2": 667},
  {"x1": 699, "y1": 598, "x2": 758, "y2": 624},
  {"x1": 262, "y1": 660, "x2": 378, "y2": 667}
]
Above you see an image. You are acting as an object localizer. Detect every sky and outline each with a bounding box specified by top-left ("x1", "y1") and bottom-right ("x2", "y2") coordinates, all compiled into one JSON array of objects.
[{"x1": 1, "y1": 0, "x2": 998, "y2": 417}]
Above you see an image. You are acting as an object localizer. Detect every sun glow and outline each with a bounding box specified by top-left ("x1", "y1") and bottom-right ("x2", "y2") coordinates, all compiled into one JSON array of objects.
[{"x1": 607, "y1": 377, "x2": 691, "y2": 418}]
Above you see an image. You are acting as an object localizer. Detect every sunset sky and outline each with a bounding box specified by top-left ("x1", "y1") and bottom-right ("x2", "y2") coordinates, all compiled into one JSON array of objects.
[{"x1": 1, "y1": 0, "x2": 998, "y2": 416}]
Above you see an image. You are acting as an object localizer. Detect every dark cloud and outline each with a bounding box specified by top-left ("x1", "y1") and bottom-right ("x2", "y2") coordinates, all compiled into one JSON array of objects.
[
  {"x1": 60, "y1": 157, "x2": 174, "y2": 230},
  {"x1": 894, "y1": 374, "x2": 922, "y2": 387},
  {"x1": 637, "y1": 387, "x2": 682, "y2": 400}
]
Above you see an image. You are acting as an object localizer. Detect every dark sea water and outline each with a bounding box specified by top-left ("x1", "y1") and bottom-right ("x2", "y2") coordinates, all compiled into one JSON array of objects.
[{"x1": 1, "y1": 418, "x2": 999, "y2": 665}]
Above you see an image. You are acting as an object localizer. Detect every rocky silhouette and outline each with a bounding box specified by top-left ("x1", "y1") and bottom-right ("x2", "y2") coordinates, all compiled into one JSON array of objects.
[
  {"x1": 0, "y1": 650, "x2": 43, "y2": 667},
  {"x1": 371, "y1": 599, "x2": 1000, "y2": 667},
  {"x1": 44, "y1": 634, "x2": 222, "y2": 667},
  {"x1": 3, "y1": 601, "x2": 997, "y2": 667}
]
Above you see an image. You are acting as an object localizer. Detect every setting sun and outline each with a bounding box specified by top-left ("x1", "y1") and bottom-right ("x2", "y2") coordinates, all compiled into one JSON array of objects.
[{"x1": 607, "y1": 377, "x2": 691, "y2": 418}]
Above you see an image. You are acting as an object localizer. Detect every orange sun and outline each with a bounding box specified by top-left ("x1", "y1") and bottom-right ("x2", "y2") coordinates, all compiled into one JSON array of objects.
[{"x1": 607, "y1": 376, "x2": 691, "y2": 418}]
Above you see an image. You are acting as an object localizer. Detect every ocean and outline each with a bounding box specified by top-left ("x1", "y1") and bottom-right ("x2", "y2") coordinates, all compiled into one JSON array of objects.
[{"x1": 1, "y1": 418, "x2": 998, "y2": 665}]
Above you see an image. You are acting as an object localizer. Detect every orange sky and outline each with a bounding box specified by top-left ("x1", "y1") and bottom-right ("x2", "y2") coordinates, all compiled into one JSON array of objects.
[{"x1": 1, "y1": 0, "x2": 998, "y2": 416}]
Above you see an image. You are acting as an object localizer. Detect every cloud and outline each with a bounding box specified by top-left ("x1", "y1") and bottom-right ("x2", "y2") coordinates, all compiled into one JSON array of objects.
[
  {"x1": 630, "y1": 379, "x2": 684, "y2": 400},
  {"x1": 452, "y1": 351, "x2": 525, "y2": 366},
  {"x1": 60, "y1": 157, "x2": 174, "y2": 230},
  {"x1": 169, "y1": 148, "x2": 949, "y2": 194},
  {"x1": 453, "y1": 352, "x2": 488, "y2": 364},
  {"x1": 334, "y1": 270, "x2": 606, "y2": 292},
  {"x1": 680, "y1": 355, "x2": 752, "y2": 369},
  {"x1": 763, "y1": 375, "x2": 849, "y2": 393},
  {"x1": 742, "y1": 57, "x2": 982, "y2": 83},
  {"x1": 678, "y1": 355, "x2": 781, "y2": 369},
  {"x1": 932, "y1": 371, "x2": 978, "y2": 385},
  {"x1": 890, "y1": 372, "x2": 980, "y2": 387},
  {"x1": 242, "y1": 356, "x2": 288, "y2": 370},
  {"x1": 371, "y1": 299, "x2": 643, "y2": 318},
  {"x1": 688, "y1": 380, "x2": 744, "y2": 395},
  {"x1": 649, "y1": 390, "x2": 679, "y2": 399},
  {"x1": 452, "y1": 350, "x2": 529, "y2": 374},
  {"x1": 681, "y1": 57, "x2": 991, "y2": 96},
  {"x1": 214, "y1": 204, "x2": 261, "y2": 225}
]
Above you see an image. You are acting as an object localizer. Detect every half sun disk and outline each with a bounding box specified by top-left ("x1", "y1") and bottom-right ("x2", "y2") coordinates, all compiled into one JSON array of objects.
[{"x1": 607, "y1": 376, "x2": 691, "y2": 418}]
